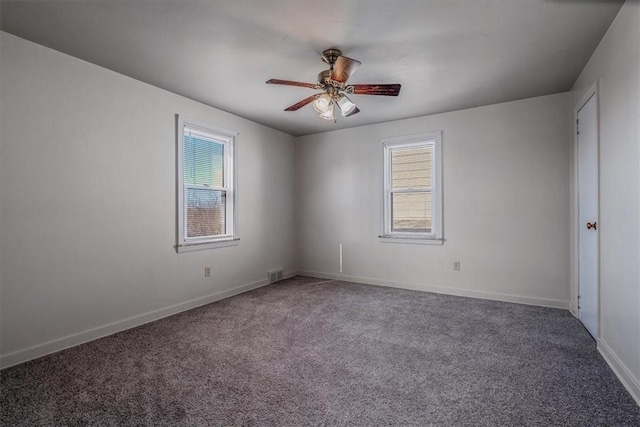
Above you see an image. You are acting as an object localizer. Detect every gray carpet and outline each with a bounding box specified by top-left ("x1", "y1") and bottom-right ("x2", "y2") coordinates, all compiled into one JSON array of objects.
[{"x1": 1, "y1": 276, "x2": 639, "y2": 426}]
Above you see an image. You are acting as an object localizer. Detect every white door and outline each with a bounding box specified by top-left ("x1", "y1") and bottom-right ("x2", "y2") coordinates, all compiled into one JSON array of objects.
[{"x1": 577, "y1": 94, "x2": 599, "y2": 339}]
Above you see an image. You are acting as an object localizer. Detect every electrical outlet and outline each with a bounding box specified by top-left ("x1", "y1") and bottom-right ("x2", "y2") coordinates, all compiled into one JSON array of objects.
[
  {"x1": 204, "y1": 267, "x2": 211, "y2": 277},
  {"x1": 453, "y1": 261, "x2": 461, "y2": 271}
]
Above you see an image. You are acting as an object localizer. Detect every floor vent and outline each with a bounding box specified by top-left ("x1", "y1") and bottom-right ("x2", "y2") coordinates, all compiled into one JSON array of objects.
[{"x1": 268, "y1": 269, "x2": 283, "y2": 283}]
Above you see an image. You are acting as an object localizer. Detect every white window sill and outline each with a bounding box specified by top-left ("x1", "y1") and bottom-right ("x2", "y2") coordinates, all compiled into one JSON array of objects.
[
  {"x1": 176, "y1": 237, "x2": 240, "y2": 253},
  {"x1": 378, "y1": 235, "x2": 444, "y2": 246}
]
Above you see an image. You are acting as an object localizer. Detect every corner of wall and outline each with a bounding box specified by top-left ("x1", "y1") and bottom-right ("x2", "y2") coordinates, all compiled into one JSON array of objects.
[{"x1": 598, "y1": 339, "x2": 640, "y2": 406}]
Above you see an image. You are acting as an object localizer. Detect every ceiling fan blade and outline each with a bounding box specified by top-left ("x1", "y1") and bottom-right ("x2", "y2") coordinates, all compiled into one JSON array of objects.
[
  {"x1": 351, "y1": 84, "x2": 401, "y2": 96},
  {"x1": 344, "y1": 106, "x2": 360, "y2": 117},
  {"x1": 331, "y1": 56, "x2": 361, "y2": 83},
  {"x1": 284, "y1": 94, "x2": 321, "y2": 111},
  {"x1": 266, "y1": 79, "x2": 320, "y2": 89}
]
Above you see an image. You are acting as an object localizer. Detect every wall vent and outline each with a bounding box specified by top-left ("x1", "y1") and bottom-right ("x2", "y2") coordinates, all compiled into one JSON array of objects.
[{"x1": 268, "y1": 269, "x2": 283, "y2": 283}]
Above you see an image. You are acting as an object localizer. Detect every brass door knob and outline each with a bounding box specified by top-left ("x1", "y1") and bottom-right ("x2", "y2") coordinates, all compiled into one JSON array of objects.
[{"x1": 586, "y1": 222, "x2": 597, "y2": 230}]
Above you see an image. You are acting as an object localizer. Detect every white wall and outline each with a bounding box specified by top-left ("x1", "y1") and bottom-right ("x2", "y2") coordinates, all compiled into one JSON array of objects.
[
  {"x1": 0, "y1": 32, "x2": 297, "y2": 367},
  {"x1": 296, "y1": 93, "x2": 571, "y2": 308},
  {"x1": 571, "y1": 1, "x2": 640, "y2": 404}
]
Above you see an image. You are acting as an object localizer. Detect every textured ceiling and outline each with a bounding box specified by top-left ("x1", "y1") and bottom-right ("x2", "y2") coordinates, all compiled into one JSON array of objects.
[{"x1": 0, "y1": 0, "x2": 623, "y2": 136}]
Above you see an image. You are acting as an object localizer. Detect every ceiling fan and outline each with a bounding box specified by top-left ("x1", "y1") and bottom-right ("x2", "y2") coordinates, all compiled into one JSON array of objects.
[{"x1": 266, "y1": 48, "x2": 401, "y2": 121}]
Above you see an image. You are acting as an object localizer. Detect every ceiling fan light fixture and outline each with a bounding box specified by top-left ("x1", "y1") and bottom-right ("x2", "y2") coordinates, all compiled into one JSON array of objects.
[
  {"x1": 336, "y1": 94, "x2": 357, "y2": 117},
  {"x1": 318, "y1": 102, "x2": 335, "y2": 120},
  {"x1": 313, "y1": 93, "x2": 332, "y2": 113}
]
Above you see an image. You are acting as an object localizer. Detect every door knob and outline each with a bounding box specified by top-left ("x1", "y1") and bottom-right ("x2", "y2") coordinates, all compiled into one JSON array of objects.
[{"x1": 586, "y1": 222, "x2": 597, "y2": 230}]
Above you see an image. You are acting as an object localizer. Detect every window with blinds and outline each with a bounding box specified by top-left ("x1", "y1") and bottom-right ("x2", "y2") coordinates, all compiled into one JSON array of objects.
[
  {"x1": 391, "y1": 146, "x2": 433, "y2": 232},
  {"x1": 382, "y1": 132, "x2": 442, "y2": 242},
  {"x1": 177, "y1": 117, "x2": 237, "y2": 252}
]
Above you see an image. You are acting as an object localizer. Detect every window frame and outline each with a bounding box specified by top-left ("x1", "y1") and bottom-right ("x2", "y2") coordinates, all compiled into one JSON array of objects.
[
  {"x1": 176, "y1": 115, "x2": 239, "y2": 253},
  {"x1": 380, "y1": 131, "x2": 443, "y2": 245}
]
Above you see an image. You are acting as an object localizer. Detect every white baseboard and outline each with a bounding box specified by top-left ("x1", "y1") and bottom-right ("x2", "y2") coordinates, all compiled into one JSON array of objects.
[
  {"x1": 598, "y1": 339, "x2": 640, "y2": 407},
  {"x1": 569, "y1": 301, "x2": 578, "y2": 317},
  {"x1": 1, "y1": 272, "x2": 295, "y2": 370},
  {"x1": 283, "y1": 270, "x2": 298, "y2": 279},
  {"x1": 298, "y1": 270, "x2": 569, "y2": 309}
]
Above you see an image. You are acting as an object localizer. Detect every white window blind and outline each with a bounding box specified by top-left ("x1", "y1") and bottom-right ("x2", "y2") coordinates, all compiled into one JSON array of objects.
[{"x1": 391, "y1": 145, "x2": 433, "y2": 232}]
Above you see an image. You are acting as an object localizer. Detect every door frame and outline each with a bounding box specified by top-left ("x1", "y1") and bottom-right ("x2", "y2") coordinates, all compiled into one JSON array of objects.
[{"x1": 571, "y1": 80, "x2": 600, "y2": 340}]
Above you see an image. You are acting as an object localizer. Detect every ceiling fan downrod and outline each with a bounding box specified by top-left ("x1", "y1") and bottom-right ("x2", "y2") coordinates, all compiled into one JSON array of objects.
[{"x1": 321, "y1": 48, "x2": 342, "y2": 69}]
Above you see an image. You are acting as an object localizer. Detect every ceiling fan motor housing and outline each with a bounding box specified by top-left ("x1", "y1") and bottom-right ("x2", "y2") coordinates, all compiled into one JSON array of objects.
[{"x1": 317, "y1": 69, "x2": 332, "y2": 85}]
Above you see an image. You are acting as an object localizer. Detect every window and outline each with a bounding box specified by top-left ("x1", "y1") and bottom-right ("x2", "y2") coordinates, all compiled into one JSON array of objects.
[
  {"x1": 381, "y1": 131, "x2": 443, "y2": 244},
  {"x1": 177, "y1": 116, "x2": 238, "y2": 252}
]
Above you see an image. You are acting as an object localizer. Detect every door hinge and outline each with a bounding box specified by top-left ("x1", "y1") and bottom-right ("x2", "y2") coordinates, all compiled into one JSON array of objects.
[{"x1": 576, "y1": 119, "x2": 580, "y2": 135}]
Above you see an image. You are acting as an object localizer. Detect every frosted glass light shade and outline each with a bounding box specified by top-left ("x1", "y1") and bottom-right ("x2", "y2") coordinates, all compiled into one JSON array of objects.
[
  {"x1": 319, "y1": 104, "x2": 335, "y2": 120},
  {"x1": 336, "y1": 94, "x2": 357, "y2": 117},
  {"x1": 313, "y1": 93, "x2": 332, "y2": 113}
]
